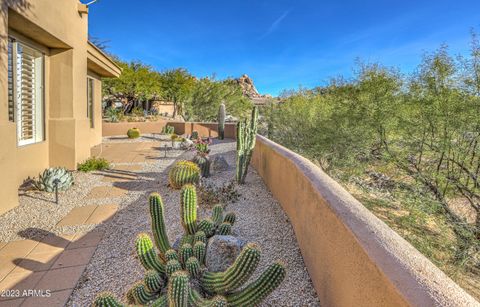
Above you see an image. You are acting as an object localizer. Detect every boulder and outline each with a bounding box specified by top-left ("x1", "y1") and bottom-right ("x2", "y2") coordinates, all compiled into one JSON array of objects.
[
  {"x1": 211, "y1": 155, "x2": 229, "y2": 172},
  {"x1": 206, "y1": 235, "x2": 246, "y2": 272}
]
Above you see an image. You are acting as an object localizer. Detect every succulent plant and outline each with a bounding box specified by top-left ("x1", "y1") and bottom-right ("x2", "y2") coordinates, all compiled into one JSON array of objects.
[
  {"x1": 127, "y1": 127, "x2": 141, "y2": 139},
  {"x1": 33, "y1": 167, "x2": 74, "y2": 193},
  {"x1": 168, "y1": 161, "x2": 200, "y2": 189},
  {"x1": 192, "y1": 154, "x2": 211, "y2": 178},
  {"x1": 93, "y1": 186, "x2": 285, "y2": 307},
  {"x1": 236, "y1": 106, "x2": 258, "y2": 184},
  {"x1": 190, "y1": 130, "x2": 199, "y2": 140},
  {"x1": 218, "y1": 102, "x2": 226, "y2": 140},
  {"x1": 162, "y1": 125, "x2": 175, "y2": 134}
]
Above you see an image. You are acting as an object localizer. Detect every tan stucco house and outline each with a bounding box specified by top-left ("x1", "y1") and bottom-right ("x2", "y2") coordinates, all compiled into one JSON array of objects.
[{"x1": 0, "y1": 0, "x2": 121, "y2": 214}]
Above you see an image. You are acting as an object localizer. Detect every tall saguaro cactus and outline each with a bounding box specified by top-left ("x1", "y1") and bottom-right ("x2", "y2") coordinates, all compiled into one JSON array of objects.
[
  {"x1": 217, "y1": 102, "x2": 226, "y2": 140},
  {"x1": 236, "y1": 106, "x2": 258, "y2": 184}
]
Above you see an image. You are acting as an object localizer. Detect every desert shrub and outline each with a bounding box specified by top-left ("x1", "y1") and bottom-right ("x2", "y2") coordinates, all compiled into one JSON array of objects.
[
  {"x1": 77, "y1": 157, "x2": 110, "y2": 172},
  {"x1": 197, "y1": 180, "x2": 240, "y2": 208},
  {"x1": 105, "y1": 107, "x2": 123, "y2": 123}
]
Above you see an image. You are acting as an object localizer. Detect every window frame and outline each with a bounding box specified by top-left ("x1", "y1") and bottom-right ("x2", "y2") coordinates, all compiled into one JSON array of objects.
[
  {"x1": 8, "y1": 35, "x2": 46, "y2": 147},
  {"x1": 87, "y1": 77, "x2": 94, "y2": 128}
]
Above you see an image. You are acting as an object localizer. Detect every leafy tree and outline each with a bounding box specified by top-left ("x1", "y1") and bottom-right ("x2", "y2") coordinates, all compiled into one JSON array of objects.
[
  {"x1": 185, "y1": 77, "x2": 252, "y2": 121},
  {"x1": 103, "y1": 59, "x2": 162, "y2": 112},
  {"x1": 159, "y1": 68, "x2": 196, "y2": 118}
]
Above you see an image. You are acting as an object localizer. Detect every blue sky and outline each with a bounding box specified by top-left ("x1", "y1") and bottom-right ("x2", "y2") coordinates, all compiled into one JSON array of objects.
[{"x1": 85, "y1": 0, "x2": 480, "y2": 96}]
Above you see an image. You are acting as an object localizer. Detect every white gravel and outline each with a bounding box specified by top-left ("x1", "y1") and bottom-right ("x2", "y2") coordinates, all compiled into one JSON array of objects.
[{"x1": 67, "y1": 139, "x2": 320, "y2": 306}]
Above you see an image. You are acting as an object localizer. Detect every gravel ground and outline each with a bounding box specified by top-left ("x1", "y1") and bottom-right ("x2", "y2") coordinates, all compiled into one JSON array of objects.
[{"x1": 68, "y1": 139, "x2": 320, "y2": 306}]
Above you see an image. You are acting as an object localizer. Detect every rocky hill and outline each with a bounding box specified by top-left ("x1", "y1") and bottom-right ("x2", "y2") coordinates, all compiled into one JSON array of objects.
[{"x1": 235, "y1": 74, "x2": 272, "y2": 104}]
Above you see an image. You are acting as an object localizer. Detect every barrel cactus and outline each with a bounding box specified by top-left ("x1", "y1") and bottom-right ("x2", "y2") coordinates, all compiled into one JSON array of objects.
[
  {"x1": 127, "y1": 127, "x2": 141, "y2": 139},
  {"x1": 192, "y1": 154, "x2": 210, "y2": 178},
  {"x1": 93, "y1": 187, "x2": 286, "y2": 307},
  {"x1": 218, "y1": 102, "x2": 226, "y2": 140},
  {"x1": 168, "y1": 161, "x2": 200, "y2": 189},
  {"x1": 33, "y1": 167, "x2": 74, "y2": 192}
]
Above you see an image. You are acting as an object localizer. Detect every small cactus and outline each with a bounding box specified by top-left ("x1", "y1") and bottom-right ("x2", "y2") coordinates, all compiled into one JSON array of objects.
[
  {"x1": 168, "y1": 271, "x2": 190, "y2": 307},
  {"x1": 236, "y1": 106, "x2": 258, "y2": 184},
  {"x1": 194, "y1": 231, "x2": 207, "y2": 244},
  {"x1": 127, "y1": 127, "x2": 141, "y2": 139},
  {"x1": 223, "y1": 212, "x2": 236, "y2": 225},
  {"x1": 165, "y1": 249, "x2": 179, "y2": 261},
  {"x1": 131, "y1": 282, "x2": 157, "y2": 305},
  {"x1": 151, "y1": 295, "x2": 168, "y2": 307},
  {"x1": 190, "y1": 290, "x2": 228, "y2": 307},
  {"x1": 162, "y1": 125, "x2": 175, "y2": 135},
  {"x1": 149, "y1": 193, "x2": 171, "y2": 256},
  {"x1": 181, "y1": 185, "x2": 198, "y2": 235},
  {"x1": 144, "y1": 270, "x2": 164, "y2": 293},
  {"x1": 179, "y1": 243, "x2": 194, "y2": 266},
  {"x1": 93, "y1": 292, "x2": 123, "y2": 307},
  {"x1": 218, "y1": 102, "x2": 226, "y2": 140},
  {"x1": 198, "y1": 218, "x2": 215, "y2": 237},
  {"x1": 180, "y1": 234, "x2": 194, "y2": 247},
  {"x1": 217, "y1": 222, "x2": 232, "y2": 235},
  {"x1": 168, "y1": 161, "x2": 200, "y2": 189},
  {"x1": 193, "y1": 241, "x2": 206, "y2": 264},
  {"x1": 201, "y1": 243, "x2": 261, "y2": 294},
  {"x1": 166, "y1": 259, "x2": 182, "y2": 277},
  {"x1": 186, "y1": 257, "x2": 201, "y2": 278},
  {"x1": 135, "y1": 234, "x2": 165, "y2": 275},
  {"x1": 226, "y1": 261, "x2": 287, "y2": 307},
  {"x1": 192, "y1": 154, "x2": 211, "y2": 178},
  {"x1": 211, "y1": 205, "x2": 224, "y2": 227},
  {"x1": 191, "y1": 130, "x2": 199, "y2": 140}
]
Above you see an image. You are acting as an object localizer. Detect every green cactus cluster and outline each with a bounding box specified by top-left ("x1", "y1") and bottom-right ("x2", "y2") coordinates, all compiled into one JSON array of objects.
[
  {"x1": 168, "y1": 161, "x2": 201, "y2": 189},
  {"x1": 93, "y1": 185, "x2": 286, "y2": 307},
  {"x1": 236, "y1": 106, "x2": 258, "y2": 184},
  {"x1": 162, "y1": 125, "x2": 175, "y2": 135},
  {"x1": 218, "y1": 102, "x2": 226, "y2": 140},
  {"x1": 192, "y1": 154, "x2": 211, "y2": 178}
]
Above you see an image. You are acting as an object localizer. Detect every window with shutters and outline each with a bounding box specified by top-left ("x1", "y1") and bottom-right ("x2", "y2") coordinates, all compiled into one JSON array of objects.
[
  {"x1": 7, "y1": 38, "x2": 45, "y2": 146},
  {"x1": 87, "y1": 77, "x2": 94, "y2": 128}
]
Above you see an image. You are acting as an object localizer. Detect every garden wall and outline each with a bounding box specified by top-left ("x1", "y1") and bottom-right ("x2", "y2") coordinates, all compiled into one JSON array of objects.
[
  {"x1": 102, "y1": 121, "x2": 236, "y2": 138},
  {"x1": 251, "y1": 135, "x2": 478, "y2": 307}
]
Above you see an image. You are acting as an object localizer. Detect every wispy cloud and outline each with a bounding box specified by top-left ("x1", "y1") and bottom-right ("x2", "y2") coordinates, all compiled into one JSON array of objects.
[{"x1": 259, "y1": 10, "x2": 290, "y2": 40}]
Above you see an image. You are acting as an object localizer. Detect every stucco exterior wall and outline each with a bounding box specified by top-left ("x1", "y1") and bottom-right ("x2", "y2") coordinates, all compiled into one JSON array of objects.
[
  {"x1": 0, "y1": 0, "x2": 119, "y2": 215},
  {"x1": 251, "y1": 135, "x2": 479, "y2": 307},
  {"x1": 102, "y1": 121, "x2": 236, "y2": 139}
]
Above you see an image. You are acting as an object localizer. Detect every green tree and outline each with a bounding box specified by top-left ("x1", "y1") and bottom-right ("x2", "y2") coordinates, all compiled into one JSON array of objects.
[
  {"x1": 159, "y1": 68, "x2": 196, "y2": 118},
  {"x1": 102, "y1": 59, "x2": 162, "y2": 111},
  {"x1": 185, "y1": 77, "x2": 252, "y2": 122}
]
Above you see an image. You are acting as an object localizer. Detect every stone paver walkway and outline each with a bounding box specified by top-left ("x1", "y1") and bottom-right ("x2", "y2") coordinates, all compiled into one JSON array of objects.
[
  {"x1": 0, "y1": 232, "x2": 103, "y2": 306},
  {"x1": 0, "y1": 140, "x2": 166, "y2": 306}
]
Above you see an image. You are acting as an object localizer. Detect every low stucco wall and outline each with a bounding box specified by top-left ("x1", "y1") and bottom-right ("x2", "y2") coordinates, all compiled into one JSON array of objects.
[
  {"x1": 102, "y1": 121, "x2": 236, "y2": 138},
  {"x1": 251, "y1": 135, "x2": 478, "y2": 307}
]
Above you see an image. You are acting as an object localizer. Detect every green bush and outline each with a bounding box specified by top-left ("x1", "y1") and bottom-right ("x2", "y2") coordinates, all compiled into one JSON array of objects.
[
  {"x1": 127, "y1": 127, "x2": 141, "y2": 139},
  {"x1": 77, "y1": 157, "x2": 110, "y2": 172}
]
